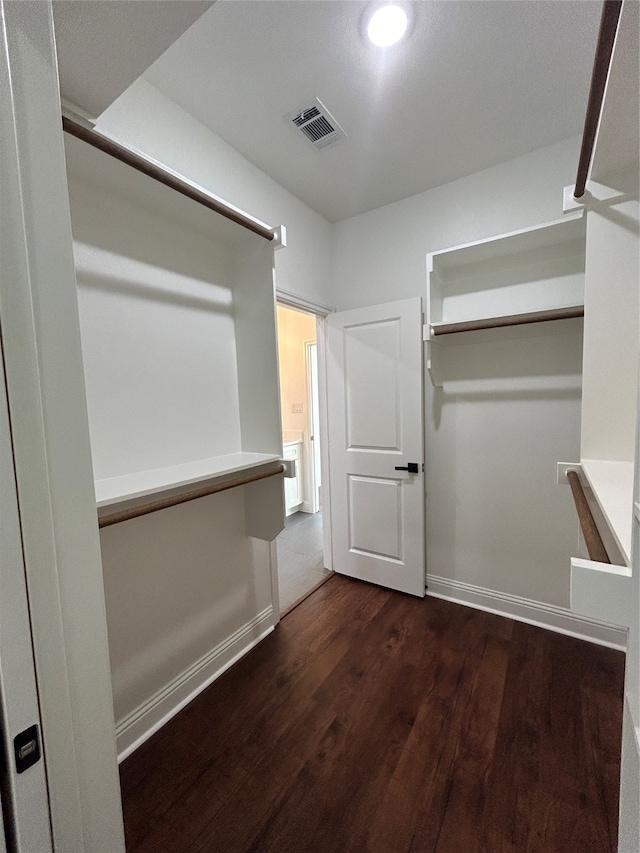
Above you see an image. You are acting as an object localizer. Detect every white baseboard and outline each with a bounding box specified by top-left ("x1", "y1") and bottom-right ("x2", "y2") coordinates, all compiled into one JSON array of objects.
[
  {"x1": 116, "y1": 606, "x2": 276, "y2": 762},
  {"x1": 427, "y1": 574, "x2": 627, "y2": 651}
]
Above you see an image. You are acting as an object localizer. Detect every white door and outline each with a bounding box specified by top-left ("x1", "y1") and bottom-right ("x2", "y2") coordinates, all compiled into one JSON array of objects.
[
  {"x1": 327, "y1": 297, "x2": 425, "y2": 596},
  {"x1": 0, "y1": 345, "x2": 53, "y2": 852}
]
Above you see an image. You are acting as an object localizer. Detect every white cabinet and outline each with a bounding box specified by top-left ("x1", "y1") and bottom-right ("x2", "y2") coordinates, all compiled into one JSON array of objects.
[
  {"x1": 283, "y1": 440, "x2": 303, "y2": 515},
  {"x1": 426, "y1": 212, "x2": 586, "y2": 385}
]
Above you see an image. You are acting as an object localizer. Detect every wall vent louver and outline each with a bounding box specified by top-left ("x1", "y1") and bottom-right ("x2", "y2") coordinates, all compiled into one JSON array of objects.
[{"x1": 285, "y1": 99, "x2": 347, "y2": 151}]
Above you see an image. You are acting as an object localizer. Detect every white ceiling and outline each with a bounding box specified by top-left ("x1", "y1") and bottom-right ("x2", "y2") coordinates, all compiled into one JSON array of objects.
[
  {"x1": 53, "y1": 1, "x2": 212, "y2": 118},
  {"x1": 141, "y1": 0, "x2": 603, "y2": 222}
]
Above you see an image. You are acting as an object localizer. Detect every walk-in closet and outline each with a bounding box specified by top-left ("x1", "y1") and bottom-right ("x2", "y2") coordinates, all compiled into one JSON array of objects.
[{"x1": 1, "y1": 1, "x2": 638, "y2": 851}]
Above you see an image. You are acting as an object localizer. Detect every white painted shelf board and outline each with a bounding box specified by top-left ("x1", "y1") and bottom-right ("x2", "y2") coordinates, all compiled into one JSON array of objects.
[
  {"x1": 570, "y1": 557, "x2": 634, "y2": 630},
  {"x1": 430, "y1": 212, "x2": 585, "y2": 270},
  {"x1": 95, "y1": 452, "x2": 281, "y2": 509},
  {"x1": 426, "y1": 212, "x2": 586, "y2": 355},
  {"x1": 581, "y1": 458, "x2": 634, "y2": 565},
  {"x1": 571, "y1": 557, "x2": 632, "y2": 579},
  {"x1": 430, "y1": 303, "x2": 584, "y2": 335}
]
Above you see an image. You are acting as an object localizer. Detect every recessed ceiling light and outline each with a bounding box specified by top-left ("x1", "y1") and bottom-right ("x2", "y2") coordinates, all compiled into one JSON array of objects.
[{"x1": 367, "y1": 4, "x2": 409, "y2": 48}]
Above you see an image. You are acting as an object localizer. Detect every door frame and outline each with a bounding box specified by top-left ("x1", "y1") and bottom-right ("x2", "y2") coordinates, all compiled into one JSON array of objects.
[
  {"x1": 0, "y1": 331, "x2": 53, "y2": 851},
  {"x1": 275, "y1": 291, "x2": 333, "y2": 572},
  {"x1": 303, "y1": 339, "x2": 320, "y2": 514},
  {"x1": 1, "y1": 3, "x2": 125, "y2": 849}
]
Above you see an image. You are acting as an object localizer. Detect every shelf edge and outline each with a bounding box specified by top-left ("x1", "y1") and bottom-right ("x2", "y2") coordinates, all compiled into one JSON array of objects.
[
  {"x1": 431, "y1": 304, "x2": 584, "y2": 336},
  {"x1": 95, "y1": 452, "x2": 281, "y2": 509}
]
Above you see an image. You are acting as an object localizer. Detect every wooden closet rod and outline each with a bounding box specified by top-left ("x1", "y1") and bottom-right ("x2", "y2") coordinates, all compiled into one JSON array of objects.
[
  {"x1": 431, "y1": 306, "x2": 584, "y2": 336},
  {"x1": 566, "y1": 469, "x2": 610, "y2": 563},
  {"x1": 573, "y1": 0, "x2": 623, "y2": 199},
  {"x1": 62, "y1": 116, "x2": 275, "y2": 242},
  {"x1": 98, "y1": 464, "x2": 285, "y2": 529}
]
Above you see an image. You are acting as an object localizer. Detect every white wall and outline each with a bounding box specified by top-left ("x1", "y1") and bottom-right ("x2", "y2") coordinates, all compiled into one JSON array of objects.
[
  {"x1": 67, "y1": 153, "x2": 241, "y2": 480},
  {"x1": 332, "y1": 137, "x2": 585, "y2": 608},
  {"x1": 97, "y1": 79, "x2": 334, "y2": 310},
  {"x1": 428, "y1": 321, "x2": 583, "y2": 606},
  {"x1": 101, "y1": 490, "x2": 273, "y2": 728},
  {"x1": 65, "y1": 104, "x2": 286, "y2": 754},
  {"x1": 332, "y1": 137, "x2": 581, "y2": 310}
]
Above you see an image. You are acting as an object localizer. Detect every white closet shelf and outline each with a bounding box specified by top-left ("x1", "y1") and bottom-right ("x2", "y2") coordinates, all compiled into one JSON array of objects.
[
  {"x1": 581, "y1": 458, "x2": 634, "y2": 565},
  {"x1": 429, "y1": 212, "x2": 585, "y2": 272},
  {"x1": 570, "y1": 556, "x2": 633, "y2": 631},
  {"x1": 426, "y1": 213, "x2": 586, "y2": 387},
  {"x1": 429, "y1": 303, "x2": 584, "y2": 336},
  {"x1": 95, "y1": 452, "x2": 282, "y2": 510}
]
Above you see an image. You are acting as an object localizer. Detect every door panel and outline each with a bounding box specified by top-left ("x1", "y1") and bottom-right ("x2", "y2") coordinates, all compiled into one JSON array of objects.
[
  {"x1": 327, "y1": 298, "x2": 425, "y2": 597},
  {"x1": 344, "y1": 319, "x2": 402, "y2": 450},
  {"x1": 348, "y1": 475, "x2": 402, "y2": 560}
]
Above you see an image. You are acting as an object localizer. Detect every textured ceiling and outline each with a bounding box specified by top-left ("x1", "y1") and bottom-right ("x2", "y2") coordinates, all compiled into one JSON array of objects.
[
  {"x1": 54, "y1": 1, "x2": 212, "y2": 118},
  {"x1": 142, "y1": 0, "x2": 602, "y2": 222}
]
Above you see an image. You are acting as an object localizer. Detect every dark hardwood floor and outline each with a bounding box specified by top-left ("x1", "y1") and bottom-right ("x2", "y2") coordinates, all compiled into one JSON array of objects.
[{"x1": 120, "y1": 575, "x2": 625, "y2": 853}]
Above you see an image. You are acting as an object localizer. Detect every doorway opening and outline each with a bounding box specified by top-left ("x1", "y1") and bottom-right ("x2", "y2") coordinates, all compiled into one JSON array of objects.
[{"x1": 275, "y1": 302, "x2": 330, "y2": 613}]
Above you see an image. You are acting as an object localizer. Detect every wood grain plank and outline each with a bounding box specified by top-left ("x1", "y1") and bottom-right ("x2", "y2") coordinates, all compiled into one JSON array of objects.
[{"x1": 120, "y1": 576, "x2": 624, "y2": 853}]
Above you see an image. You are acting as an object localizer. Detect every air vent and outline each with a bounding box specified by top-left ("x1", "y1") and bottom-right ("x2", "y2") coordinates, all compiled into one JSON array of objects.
[{"x1": 285, "y1": 98, "x2": 347, "y2": 151}]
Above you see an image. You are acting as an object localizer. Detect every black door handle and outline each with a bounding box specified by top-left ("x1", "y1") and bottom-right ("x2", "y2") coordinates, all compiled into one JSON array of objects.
[{"x1": 394, "y1": 462, "x2": 419, "y2": 474}]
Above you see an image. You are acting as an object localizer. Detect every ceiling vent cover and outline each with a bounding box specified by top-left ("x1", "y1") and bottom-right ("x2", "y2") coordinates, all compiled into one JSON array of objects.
[{"x1": 285, "y1": 98, "x2": 347, "y2": 151}]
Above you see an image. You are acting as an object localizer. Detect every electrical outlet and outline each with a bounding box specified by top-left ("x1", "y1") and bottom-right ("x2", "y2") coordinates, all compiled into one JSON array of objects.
[{"x1": 291, "y1": 402, "x2": 303, "y2": 413}]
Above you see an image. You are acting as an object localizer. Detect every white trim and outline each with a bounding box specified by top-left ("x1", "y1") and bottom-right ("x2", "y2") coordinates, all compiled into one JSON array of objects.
[
  {"x1": 316, "y1": 315, "x2": 332, "y2": 570},
  {"x1": 0, "y1": 311, "x2": 53, "y2": 850},
  {"x1": 427, "y1": 574, "x2": 627, "y2": 651},
  {"x1": 269, "y1": 540, "x2": 281, "y2": 624},
  {"x1": 116, "y1": 607, "x2": 276, "y2": 761},
  {"x1": 277, "y1": 287, "x2": 334, "y2": 316},
  {"x1": 303, "y1": 339, "x2": 319, "y2": 514},
  {"x1": 275, "y1": 297, "x2": 331, "y2": 569},
  {"x1": 1, "y1": 4, "x2": 125, "y2": 849}
]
